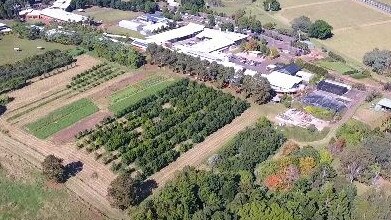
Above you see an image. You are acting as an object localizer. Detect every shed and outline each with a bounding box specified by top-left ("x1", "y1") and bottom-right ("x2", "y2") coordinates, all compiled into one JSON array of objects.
[
  {"x1": 277, "y1": 63, "x2": 302, "y2": 76},
  {"x1": 317, "y1": 80, "x2": 349, "y2": 96},
  {"x1": 265, "y1": 71, "x2": 303, "y2": 92},
  {"x1": 375, "y1": 98, "x2": 391, "y2": 111}
]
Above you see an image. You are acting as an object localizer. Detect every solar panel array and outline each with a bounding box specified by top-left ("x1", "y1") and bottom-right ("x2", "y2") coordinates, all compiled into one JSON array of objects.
[
  {"x1": 317, "y1": 80, "x2": 348, "y2": 96},
  {"x1": 302, "y1": 93, "x2": 346, "y2": 112}
]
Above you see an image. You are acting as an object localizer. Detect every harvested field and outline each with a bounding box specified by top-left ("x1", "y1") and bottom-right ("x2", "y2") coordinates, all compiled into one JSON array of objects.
[
  {"x1": 51, "y1": 111, "x2": 113, "y2": 144},
  {"x1": 26, "y1": 99, "x2": 99, "y2": 139},
  {"x1": 279, "y1": 0, "x2": 391, "y2": 29},
  {"x1": 6, "y1": 55, "x2": 100, "y2": 113}
]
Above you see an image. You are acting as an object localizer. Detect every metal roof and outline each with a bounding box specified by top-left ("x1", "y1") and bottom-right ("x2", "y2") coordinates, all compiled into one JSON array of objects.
[{"x1": 377, "y1": 98, "x2": 391, "y2": 108}]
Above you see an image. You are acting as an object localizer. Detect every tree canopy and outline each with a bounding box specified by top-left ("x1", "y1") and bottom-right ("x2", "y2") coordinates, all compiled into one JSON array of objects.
[
  {"x1": 42, "y1": 155, "x2": 65, "y2": 183},
  {"x1": 263, "y1": 0, "x2": 281, "y2": 11},
  {"x1": 308, "y1": 20, "x2": 333, "y2": 39},
  {"x1": 363, "y1": 48, "x2": 391, "y2": 74}
]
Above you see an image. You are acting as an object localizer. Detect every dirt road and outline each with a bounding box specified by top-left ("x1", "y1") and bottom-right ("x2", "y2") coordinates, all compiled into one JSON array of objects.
[
  {"x1": 0, "y1": 119, "x2": 125, "y2": 219},
  {"x1": 148, "y1": 105, "x2": 262, "y2": 188}
]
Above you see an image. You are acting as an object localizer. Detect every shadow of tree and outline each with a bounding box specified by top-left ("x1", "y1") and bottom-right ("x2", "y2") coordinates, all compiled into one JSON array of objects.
[
  {"x1": 137, "y1": 179, "x2": 158, "y2": 204},
  {"x1": 63, "y1": 161, "x2": 84, "y2": 182}
]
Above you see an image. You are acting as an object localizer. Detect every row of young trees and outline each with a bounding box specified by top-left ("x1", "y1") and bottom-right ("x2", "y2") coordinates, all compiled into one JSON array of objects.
[
  {"x1": 131, "y1": 119, "x2": 357, "y2": 219},
  {"x1": 0, "y1": 49, "x2": 75, "y2": 94},
  {"x1": 146, "y1": 44, "x2": 274, "y2": 104},
  {"x1": 79, "y1": 79, "x2": 249, "y2": 177}
]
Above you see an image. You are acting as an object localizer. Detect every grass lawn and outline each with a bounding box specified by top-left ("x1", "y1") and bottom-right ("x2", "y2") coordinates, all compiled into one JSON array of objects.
[
  {"x1": 109, "y1": 76, "x2": 178, "y2": 114},
  {"x1": 105, "y1": 26, "x2": 145, "y2": 39},
  {"x1": 26, "y1": 99, "x2": 98, "y2": 139},
  {"x1": 0, "y1": 168, "x2": 101, "y2": 219},
  {"x1": 76, "y1": 6, "x2": 141, "y2": 23},
  {"x1": 279, "y1": 126, "x2": 330, "y2": 142},
  {"x1": 0, "y1": 34, "x2": 74, "y2": 66},
  {"x1": 316, "y1": 60, "x2": 356, "y2": 74},
  {"x1": 278, "y1": 1, "x2": 391, "y2": 29}
]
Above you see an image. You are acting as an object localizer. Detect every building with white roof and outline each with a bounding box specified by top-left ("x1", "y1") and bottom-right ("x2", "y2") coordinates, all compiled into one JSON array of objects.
[
  {"x1": 142, "y1": 22, "x2": 169, "y2": 34},
  {"x1": 295, "y1": 70, "x2": 314, "y2": 82},
  {"x1": 375, "y1": 98, "x2": 391, "y2": 111},
  {"x1": 167, "y1": 0, "x2": 179, "y2": 7},
  {"x1": 146, "y1": 23, "x2": 204, "y2": 44},
  {"x1": 264, "y1": 71, "x2": 303, "y2": 93},
  {"x1": 19, "y1": 8, "x2": 33, "y2": 16},
  {"x1": 26, "y1": 8, "x2": 87, "y2": 23},
  {"x1": 51, "y1": 0, "x2": 72, "y2": 10},
  {"x1": 119, "y1": 20, "x2": 143, "y2": 31}
]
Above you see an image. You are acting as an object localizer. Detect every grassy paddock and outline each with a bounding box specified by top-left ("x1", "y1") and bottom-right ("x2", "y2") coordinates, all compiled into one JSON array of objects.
[
  {"x1": 0, "y1": 35, "x2": 74, "y2": 65},
  {"x1": 109, "y1": 76, "x2": 178, "y2": 114},
  {"x1": 316, "y1": 60, "x2": 356, "y2": 74},
  {"x1": 26, "y1": 99, "x2": 98, "y2": 139},
  {"x1": 76, "y1": 6, "x2": 141, "y2": 23},
  {"x1": 279, "y1": 126, "x2": 330, "y2": 142}
]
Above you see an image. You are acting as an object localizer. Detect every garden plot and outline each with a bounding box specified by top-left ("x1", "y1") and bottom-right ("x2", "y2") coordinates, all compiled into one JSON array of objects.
[
  {"x1": 76, "y1": 79, "x2": 249, "y2": 176},
  {"x1": 109, "y1": 75, "x2": 177, "y2": 114},
  {"x1": 26, "y1": 99, "x2": 98, "y2": 139}
]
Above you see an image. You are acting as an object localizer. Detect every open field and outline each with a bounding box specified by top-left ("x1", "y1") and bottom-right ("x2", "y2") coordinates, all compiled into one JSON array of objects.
[
  {"x1": 6, "y1": 55, "x2": 100, "y2": 113},
  {"x1": 0, "y1": 35, "x2": 74, "y2": 66},
  {"x1": 353, "y1": 100, "x2": 389, "y2": 128},
  {"x1": 26, "y1": 99, "x2": 99, "y2": 139},
  {"x1": 105, "y1": 26, "x2": 146, "y2": 38},
  {"x1": 317, "y1": 60, "x2": 356, "y2": 74},
  {"x1": 0, "y1": 149, "x2": 104, "y2": 220},
  {"x1": 322, "y1": 21, "x2": 391, "y2": 62},
  {"x1": 279, "y1": 0, "x2": 391, "y2": 29},
  {"x1": 278, "y1": 0, "x2": 337, "y2": 8},
  {"x1": 76, "y1": 6, "x2": 140, "y2": 24},
  {"x1": 109, "y1": 75, "x2": 178, "y2": 114}
]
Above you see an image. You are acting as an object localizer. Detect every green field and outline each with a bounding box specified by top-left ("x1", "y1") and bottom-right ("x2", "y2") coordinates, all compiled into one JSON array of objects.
[
  {"x1": 279, "y1": 126, "x2": 330, "y2": 142},
  {"x1": 317, "y1": 60, "x2": 356, "y2": 74},
  {"x1": 26, "y1": 99, "x2": 98, "y2": 139},
  {"x1": 109, "y1": 76, "x2": 177, "y2": 114},
  {"x1": 105, "y1": 26, "x2": 146, "y2": 39},
  {"x1": 0, "y1": 35, "x2": 74, "y2": 65},
  {"x1": 76, "y1": 6, "x2": 140, "y2": 23}
]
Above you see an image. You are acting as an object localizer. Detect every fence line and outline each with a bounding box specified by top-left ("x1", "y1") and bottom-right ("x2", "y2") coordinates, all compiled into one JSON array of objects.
[{"x1": 356, "y1": 0, "x2": 391, "y2": 14}]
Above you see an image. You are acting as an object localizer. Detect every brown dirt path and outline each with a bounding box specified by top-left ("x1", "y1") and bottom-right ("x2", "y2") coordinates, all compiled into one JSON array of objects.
[
  {"x1": 51, "y1": 110, "x2": 113, "y2": 144},
  {"x1": 148, "y1": 105, "x2": 263, "y2": 188},
  {"x1": 0, "y1": 119, "x2": 125, "y2": 219}
]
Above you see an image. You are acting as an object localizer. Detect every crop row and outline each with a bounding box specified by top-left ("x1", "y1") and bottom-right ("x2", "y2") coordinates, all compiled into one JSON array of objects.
[{"x1": 77, "y1": 79, "x2": 249, "y2": 176}]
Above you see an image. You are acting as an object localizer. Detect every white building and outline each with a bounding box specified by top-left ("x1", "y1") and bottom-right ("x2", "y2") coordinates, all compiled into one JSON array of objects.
[
  {"x1": 295, "y1": 70, "x2": 314, "y2": 82},
  {"x1": 146, "y1": 23, "x2": 205, "y2": 45},
  {"x1": 375, "y1": 98, "x2": 391, "y2": 111},
  {"x1": 167, "y1": 0, "x2": 179, "y2": 7},
  {"x1": 142, "y1": 22, "x2": 169, "y2": 34},
  {"x1": 51, "y1": 0, "x2": 72, "y2": 10},
  {"x1": 0, "y1": 22, "x2": 11, "y2": 33},
  {"x1": 264, "y1": 71, "x2": 303, "y2": 93},
  {"x1": 119, "y1": 20, "x2": 143, "y2": 31}
]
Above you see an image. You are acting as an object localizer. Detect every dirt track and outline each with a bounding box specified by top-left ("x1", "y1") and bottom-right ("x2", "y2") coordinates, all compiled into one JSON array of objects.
[
  {"x1": 7, "y1": 55, "x2": 100, "y2": 112},
  {"x1": 0, "y1": 119, "x2": 125, "y2": 219},
  {"x1": 148, "y1": 105, "x2": 262, "y2": 188}
]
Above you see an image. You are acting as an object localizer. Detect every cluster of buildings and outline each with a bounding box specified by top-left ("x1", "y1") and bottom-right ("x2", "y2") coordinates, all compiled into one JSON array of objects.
[
  {"x1": 19, "y1": 0, "x2": 88, "y2": 24},
  {"x1": 119, "y1": 13, "x2": 171, "y2": 36}
]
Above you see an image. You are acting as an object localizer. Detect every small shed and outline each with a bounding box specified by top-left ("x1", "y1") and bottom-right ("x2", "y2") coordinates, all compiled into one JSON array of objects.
[
  {"x1": 375, "y1": 98, "x2": 391, "y2": 111},
  {"x1": 277, "y1": 63, "x2": 302, "y2": 76}
]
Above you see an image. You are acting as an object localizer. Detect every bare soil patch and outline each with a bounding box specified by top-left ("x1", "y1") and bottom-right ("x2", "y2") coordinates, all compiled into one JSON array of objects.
[
  {"x1": 6, "y1": 55, "x2": 100, "y2": 112},
  {"x1": 51, "y1": 111, "x2": 113, "y2": 144}
]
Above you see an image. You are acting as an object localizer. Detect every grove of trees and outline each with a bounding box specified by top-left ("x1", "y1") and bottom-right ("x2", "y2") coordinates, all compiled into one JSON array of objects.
[
  {"x1": 0, "y1": 49, "x2": 75, "y2": 94},
  {"x1": 291, "y1": 16, "x2": 333, "y2": 39},
  {"x1": 131, "y1": 119, "x2": 357, "y2": 220},
  {"x1": 146, "y1": 44, "x2": 273, "y2": 104},
  {"x1": 363, "y1": 48, "x2": 391, "y2": 74},
  {"x1": 77, "y1": 79, "x2": 249, "y2": 176}
]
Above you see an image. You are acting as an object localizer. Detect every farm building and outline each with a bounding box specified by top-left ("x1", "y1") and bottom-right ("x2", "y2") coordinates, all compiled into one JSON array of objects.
[
  {"x1": 317, "y1": 80, "x2": 350, "y2": 96},
  {"x1": 296, "y1": 70, "x2": 314, "y2": 82},
  {"x1": 146, "y1": 23, "x2": 205, "y2": 45},
  {"x1": 138, "y1": 13, "x2": 168, "y2": 24},
  {"x1": 119, "y1": 20, "x2": 143, "y2": 31},
  {"x1": 375, "y1": 98, "x2": 391, "y2": 111},
  {"x1": 142, "y1": 22, "x2": 169, "y2": 34},
  {"x1": 51, "y1": 0, "x2": 72, "y2": 10},
  {"x1": 264, "y1": 71, "x2": 303, "y2": 93},
  {"x1": 0, "y1": 22, "x2": 11, "y2": 33},
  {"x1": 277, "y1": 63, "x2": 302, "y2": 76},
  {"x1": 26, "y1": 8, "x2": 87, "y2": 23}
]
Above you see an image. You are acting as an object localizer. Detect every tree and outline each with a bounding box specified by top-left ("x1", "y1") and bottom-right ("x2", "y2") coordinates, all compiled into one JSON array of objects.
[
  {"x1": 352, "y1": 188, "x2": 391, "y2": 220},
  {"x1": 363, "y1": 48, "x2": 391, "y2": 74},
  {"x1": 339, "y1": 146, "x2": 375, "y2": 183},
  {"x1": 241, "y1": 75, "x2": 273, "y2": 104},
  {"x1": 181, "y1": 0, "x2": 205, "y2": 12},
  {"x1": 42, "y1": 155, "x2": 65, "y2": 183},
  {"x1": 207, "y1": 14, "x2": 216, "y2": 27},
  {"x1": 263, "y1": 0, "x2": 281, "y2": 11},
  {"x1": 291, "y1": 16, "x2": 311, "y2": 33},
  {"x1": 107, "y1": 172, "x2": 141, "y2": 210},
  {"x1": 308, "y1": 20, "x2": 333, "y2": 39}
]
